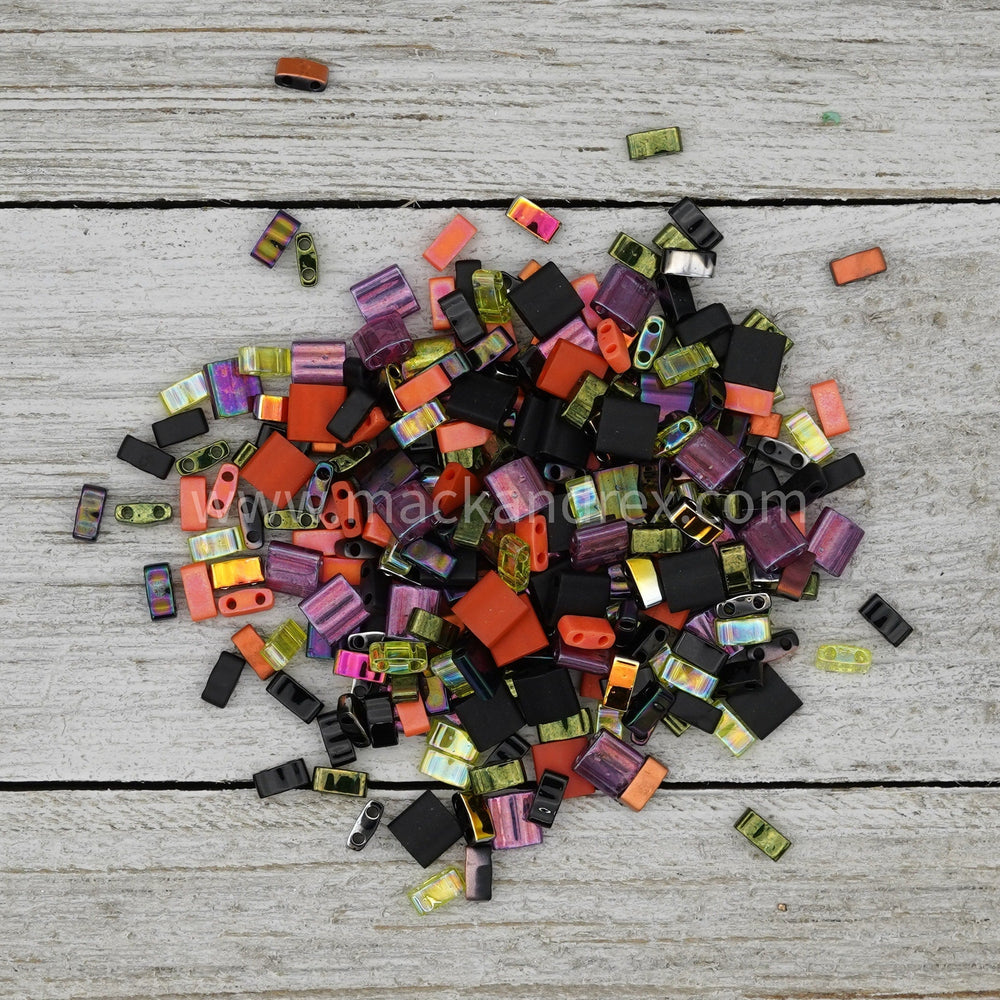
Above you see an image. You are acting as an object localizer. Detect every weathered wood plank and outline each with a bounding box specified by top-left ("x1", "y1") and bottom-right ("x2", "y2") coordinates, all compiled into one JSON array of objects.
[
  {"x1": 1, "y1": 204, "x2": 997, "y2": 781},
  {"x1": 1, "y1": 788, "x2": 997, "y2": 999},
  {"x1": 0, "y1": 1, "x2": 998, "y2": 202}
]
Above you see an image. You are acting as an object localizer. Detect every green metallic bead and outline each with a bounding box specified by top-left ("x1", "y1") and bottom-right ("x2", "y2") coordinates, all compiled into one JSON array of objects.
[
  {"x1": 159, "y1": 371, "x2": 209, "y2": 415},
  {"x1": 423, "y1": 675, "x2": 449, "y2": 714},
  {"x1": 734, "y1": 808, "x2": 792, "y2": 861},
  {"x1": 378, "y1": 545, "x2": 413, "y2": 580},
  {"x1": 408, "y1": 867, "x2": 465, "y2": 915},
  {"x1": 471, "y1": 269, "x2": 512, "y2": 324},
  {"x1": 623, "y1": 557, "x2": 662, "y2": 609},
  {"x1": 370, "y1": 640, "x2": 428, "y2": 675},
  {"x1": 176, "y1": 440, "x2": 231, "y2": 476},
  {"x1": 663, "y1": 714, "x2": 690, "y2": 737},
  {"x1": 607, "y1": 373, "x2": 642, "y2": 399},
  {"x1": 497, "y1": 534, "x2": 531, "y2": 592},
  {"x1": 566, "y1": 476, "x2": 603, "y2": 526},
  {"x1": 231, "y1": 440, "x2": 258, "y2": 469},
  {"x1": 741, "y1": 308, "x2": 793, "y2": 353},
  {"x1": 115, "y1": 502, "x2": 172, "y2": 525},
  {"x1": 653, "y1": 342, "x2": 718, "y2": 388},
  {"x1": 261, "y1": 619, "x2": 307, "y2": 671},
  {"x1": 815, "y1": 644, "x2": 872, "y2": 674},
  {"x1": 427, "y1": 720, "x2": 479, "y2": 763},
  {"x1": 312, "y1": 767, "x2": 368, "y2": 797},
  {"x1": 801, "y1": 572, "x2": 820, "y2": 601},
  {"x1": 400, "y1": 335, "x2": 458, "y2": 379},
  {"x1": 630, "y1": 527, "x2": 684, "y2": 555},
  {"x1": 772, "y1": 383, "x2": 786, "y2": 404},
  {"x1": 406, "y1": 608, "x2": 460, "y2": 648},
  {"x1": 631, "y1": 315, "x2": 666, "y2": 370},
  {"x1": 662, "y1": 657, "x2": 717, "y2": 701},
  {"x1": 237, "y1": 346, "x2": 291, "y2": 376},
  {"x1": 468, "y1": 759, "x2": 526, "y2": 795},
  {"x1": 595, "y1": 464, "x2": 643, "y2": 521},
  {"x1": 330, "y1": 443, "x2": 372, "y2": 474},
  {"x1": 391, "y1": 401, "x2": 447, "y2": 448},
  {"x1": 536, "y1": 709, "x2": 592, "y2": 742},
  {"x1": 655, "y1": 415, "x2": 702, "y2": 456},
  {"x1": 389, "y1": 673, "x2": 420, "y2": 703},
  {"x1": 713, "y1": 705, "x2": 756, "y2": 757},
  {"x1": 625, "y1": 126, "x2": 683, "y2": 160},
  {"x1": 719, "y1": 542, "x2": 753, "y2": 596},
  {"x1": 561, "y1": 373, "x2": 608, "y2": 429},
  {"x1": 652, "y1": 223, "x2": 697, "y2": 252},
  {"x1": 188, "y1": 525, "x2": 244, "y2": 563},
  {"x1": 418, "y1": 748, "x2": 472, "y2": 789},
  {"x1": 294, "y1": 232, "x2": 319, "y2": 287},
  {"x1": 608, "y1": 232, "x2": 659, "y2": 279},
  {"x1": 265, "y1": 509, "x2": 319, "y2": 530},
  {"x1": 429, "y1": 651, "x2": 475, "y2": 699},
  {"x1": 454, "y1": 498, "x2": 494, "y2": 548},
  {"x1": 595, "y1": 706, "x2": 625, "y2": 738},
  {"x1": 467, "y1": 329, "x2": 513, "y2": 369},
  {"x1": 442, "y1": 447, "x2": 479, "y2": 469}
]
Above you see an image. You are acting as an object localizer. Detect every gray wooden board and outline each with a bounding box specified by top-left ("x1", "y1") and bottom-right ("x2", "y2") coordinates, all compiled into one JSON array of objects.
[
  {"x1": 1, "y1": 2, "x2": 1000, "y2": 202},
  {"x1": 1, "y1": 204, "x2": 998, "y2": 782},
  {"x1": 1, "y1": 788, "x2": 998, "y2": 1000}
]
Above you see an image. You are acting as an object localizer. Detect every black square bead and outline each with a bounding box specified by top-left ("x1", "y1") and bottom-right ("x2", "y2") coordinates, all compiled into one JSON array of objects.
[
  {"x1": 387, "y1": 791, "x2": 464, "y2": 868},
  {"x1": 454, "y1": 683, "x2": 525, "y2": 752},
  {"x1": 668, "y1": 690, "x2": 722, "y2": 734},
  {"x1": 595, "y1": 396, "x2": 660, "y2": 461},
  {"x1": 725, "y1": 664, "x2": 802, "y2": 740},
  {"x1": 445, "y1": 372, "x2": 517, "y2": 431},
  {"x1": 656, "y1": 547, "x2": 726, "y2": 612},
  {"x1": 721, "y1": 325, "x2": 786, "y2": 392},
  {"x1": 117, "y1": 434, "x2": 174, "y2": 480},
  {"x1": 674, "y1": 303, "x2": 733, "y2": 360},
  {"x1": 510, "y1": 665, "x2": 580, "y2": 725},
  {"x1": 507, "y1": 262, "x2": 584, "y2": 341}
]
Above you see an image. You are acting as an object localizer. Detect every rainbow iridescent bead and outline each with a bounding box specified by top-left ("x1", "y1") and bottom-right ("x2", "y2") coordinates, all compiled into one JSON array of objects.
[
  {"x1": 159, "y1": 371, "x2": 209, "y2": 415},
  {"x1": 784, "y1": 408, "x2": 834, "y2": 462},
  {"x1": 408, "y1": 867, "x2": 465, "y2": 914}
]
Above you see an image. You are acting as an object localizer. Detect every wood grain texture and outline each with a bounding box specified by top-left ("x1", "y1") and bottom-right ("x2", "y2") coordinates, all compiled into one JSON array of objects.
[
  {"x1": 1, "y1": 1, "x2": 999, "y2": 202},
  {"x1": 1, "y1": 204, "x2": 998, "y2": 782},
  {"x1": 2, "y1": 788, "x2": 998, "y2": 1000}
]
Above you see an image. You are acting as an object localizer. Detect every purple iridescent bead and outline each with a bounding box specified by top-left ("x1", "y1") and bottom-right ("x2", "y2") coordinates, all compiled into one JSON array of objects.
[
  {"x1": 570, "y1": 520, "x2": 630, "y2": 571},
  {"x1": 674, "y1": 425, "x2": 745, "y2": 491},
  {"x1": 291, "y1": 341, "x2": 346, "y2": 385},
  {"x1": 591, "y1": 263, "x2": 657, "y2": 334},
  {"x1": 486, "y1": 791, "x2": 544, "y2": 850},
  {"x1": 299, "y1": 574, "x2": 369, "y2": 643},
  {"x1": 353, "y1": 312, "x2": 413, "y2": 370},
  {"x1": 807, "y1": 506, "x2": 864, "y2": 576},
  {"x1": 554, "y1": 637, "x2": 612, "y2": 676},
  {"x1": 203, "y1": 358, "x2": 261, "y2": 418},
  {"x1": 572, "y1": 730, "x2": 645, "y2": 798},
  {"x1": 306, "y1": 624, "x2": 335, "y2": 658},
  {"x1": 739, "y1": 509, "x2": 807, "y2": 571},
  {"x1": 350, "y1": 264, "x2": 420, "y2": 322},
  {"x1": 359, "y1": 449, "x2": 419, "y2": 496},
  {"x1": 265, "y1": 542, "x2": 322, "y2": 598},
  {"x1": 641, "y1": 376, "x2": 695, "y2": 421},
  {"x1": 536, "y1": 317, "x2": 598, "y2": 358},
  {"x1": 375, "y1": 481, "x2": 440, "y2": 542},
  {"x1": 485, "y1": 457, "x2": 549, "y2": 522},
  {"x1": 387, "y1": 583, "x2": 442, "y2": 639}
]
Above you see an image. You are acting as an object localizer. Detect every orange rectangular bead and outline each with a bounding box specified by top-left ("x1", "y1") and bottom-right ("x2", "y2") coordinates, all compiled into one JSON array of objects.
[
  {"x1": 435, "y1": 420, "x2": 493, "y2": 452},
  {"x1": 232, "y1": 623, "x2": 275, "y2": 680},
  {"x1": 618, "y1": 756, "x2": 668, "y2": 811},
  {"x1": 515, "y1": 513, "x2": 549, "y2": 572},
  {"x1": 179, "y1": 475, "x2": 208, "y2": 531},
  {"x1": 724, "y1": 382, "x2": 775, "y2": 417},
  {"x1": 790, "y1": 509, "x2": 807, "y2": 536},
  {"x1": 218, "y1": 587, "x2": 274, "y2": 617},
  {"x1": 394, "y1": 364, "x2": 451, "y2": 413},
  {"x1": 810, "y1": 378, "x2": 851, "y2": 437},
  {"x1": 362, "y1": 510, "x2": 394, "y2": 548},
  {"x1": 327, "y1": 406, "x2": 388, "y2": 448},
  {"x1": 748, "y1": 412, "x2": 783, "y2": 438},
  {"x1": 643, "y1": 605, "x2": 689, "y2": 630},
  {"x1": 429, "y1": 276, "x2": 457, "y2": 330},
  {"x1": 571, "y1": 272, "x2": 601, "y2": 329},
  {"x1": 518, "y1": 259, "x2": 542, "y2": 280},
  {"x1": 320, "y1": 557, "x2": 367, "y2": 585},
  {"x1": 291, "y1": 527, "x2": 346, "y2": 555},
  {"x1": 536, "y1": 340, "x2": 609, "y2": 400},
  {"x1": 578, "y1": 673, "x2": 604, "y2": 701},
  {"x1": 423, "y1": 214, "x2": 477, "y2": 271},
  {"x1": 829, "y1": 246, "x2": 886, "y2": 285},
  {"x1": 286, "y1": 382, "x2": 347, "y2": 444},
  {"x1": 179, "y1": 562, "x2": 217, "y2": 621},
  {"x1": 395, "y1": 696, "x2": 431, "y2": 737}
]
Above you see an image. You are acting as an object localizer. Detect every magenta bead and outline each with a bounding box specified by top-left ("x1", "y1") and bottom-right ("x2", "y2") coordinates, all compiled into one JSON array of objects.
[
  {"x1": 570, "y1": 520, "x2": 630, "y2": 571},
  {"x1": 739, "y1": 509, "x2": 807, "y2": 571},
  {"x1": 353, "y1": 312, "x2": 413, "y2": 370},
  {"x1": 807, "y1": 506, "x2": 865, "y2": 576},
  {"x1": 674, "y1": 425, "x2": 746, "y2": 491},
  {"x1": 265, "y1": 541, "x2": 322, "y2": 597},
  {"x1": 485, "y1": 457, "x2": 549, "y2": 522},
  {"x1": 350, "y1": 264, "x2": 419, "y2": 322},
  {"x1": 641, "y1": 376, "x2": 695, "y2": 421},
  {"x1": 374, "y1": 481, "x2": 439, "y2": 542},
  {"x1": 387, "y1": 583, "x2": 441, "y2": 638},
  {"x1": 536, "y1": 317, "x2": 598, "y2": 359},
  {"x1": 572, "y1": 730, "x2": 645, "y2": 798},
  {"x1": 291, "y1": 341, "x2": 346, "y2": 384},
  {"x1": 486, "y1": 791, "x2": 544, "y2": 850},
  {"x1": 591, "y1": 263, "x2": 657, "y2": 334},
  {"x1": 333, "y1": 649, "x2": 386, "y2": 684},
  {"x1": 299, "y1": 574, "x2": 369, "y2": 643},
  {"x1": 359, "y1": 449, "x2": 419, "y2": 496},
  {"x1": 203, "y1": 358, "x2": 261, "y2": 418}
]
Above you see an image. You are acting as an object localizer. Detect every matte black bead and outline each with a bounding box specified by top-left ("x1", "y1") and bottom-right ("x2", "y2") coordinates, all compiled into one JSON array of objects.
[
  {"x1": 528, "y1": 771, "x2": 569, "y2": 828},
  {"x1": 326, "y1": 388, "x2": 376, "y2": 442},
  {"x1": 542, "y1": 570, "x2": 612, "y2": 628},
  {"x1": 656, "y1": 273, "x2": 696, "y2": 323},
  {"x1": 725, "y1": 663, "x2": 802, "y2": 740},
  {"x1": 721, "y1": 326, "x2": 786, "y2": 392},
  {"x1": 668, "y1": 197, "x2": 723, "y2": 249},
  {"x1": 439, "y1": 289, "x2": 484, "y2": 345},
  {"x1": 445, "y1": 372, "x2": 517, "y2": 431},
  {"x1": 454, "y1": 258, "x2": 482, "y2": 310},
  {"x1": 201, "y1": 651, "x2": 245, "y2": 708},
  {"x1": 443, "y1": 547, "x2": 479, "y2": 590},
  {"x1": 656, "y1": 548, "x2": 726, "y2": 613},
  {"x1": 152, "y1": 408, "x2": 209, "y2": 448},
  {"x1": 387, "y1": 790, "x2": 464, "y2": 868},
  {"x1": 480, "y1": 733, "x2": 531, "y2": 767},
  {"x1": 668, "y1": 689, "x2": 723, "y2": 734},
  {"x1": 507, "y1": 262, "x2": 584, "y2": 341},
  {"x1": 510, "y1": 665, "x2": 580, "y2": 725},
  {"x1": 672, "y1": 629, "x2": 728, "y2": 675},
  {"x1": 674, "y1": 303, "x2": 733, "y2": 359},
  {"x1": 817, "y1": 452, "x2": 866, "y2": 498},
  {"x1": 465, "y1": 843, "x2": 493, "y2": 901},
  {"x1": 595, "y1": 396, "x2": 660, "y2": 461},
  {"x1": 316, "y1": 710, "x2": 359, "y2": 767},
  {"x1": 266, "y1": 672, "x2": 324, "y2": 723},
  {"x1": 513, "y1": 394, "x2": 591, "y2": 467},
  {"x1": 454, "y1": 683, "x2": 525, "y2": 752},
  {"x1": 546, "y1": 498, "x2": 578, "y2": 553},
  {"x1": 859, "y1": 593, "x2": 913, "y2": 647},
  {"x1": 253, "y1": 757, "x2": 311, "y2": 798},
  {"x1": 117, "y1": 434, "x2": 174, "y2": 480},
  {"x1": 622, "y1": 681, "x2": 675, "y2": 741},
  {"x1": 364, "y1": 693, "x2": 399, "y2": 747}
]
